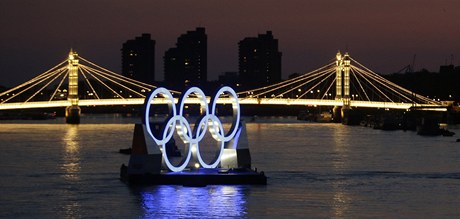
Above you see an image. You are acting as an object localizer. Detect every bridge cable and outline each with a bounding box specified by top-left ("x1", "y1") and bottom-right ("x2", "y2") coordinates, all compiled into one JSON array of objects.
[
  {"x1": 79, "y1": 67, "x2": 101, "y2": 99},
  {"x1": 49, "y1": 71, "x2": 69, "y2": 102},
  {"x1": 25, "y1": 68, "x2": 67, "y2": 103},
  {"x1": 80, "y1": 65, "x2": 146, "y2": 98}
]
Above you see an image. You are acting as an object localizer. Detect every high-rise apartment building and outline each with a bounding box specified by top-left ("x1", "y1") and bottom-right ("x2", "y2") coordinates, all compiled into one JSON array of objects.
[
  {"x1": 121, "y1": 33, "x2": 155, "y2": 84},
  {"x1": 164, "y1": 27, "x2": 207, "y2": 89},
  {"x1": 239, "y1": 31, "x2": 282, "y2": 89}
]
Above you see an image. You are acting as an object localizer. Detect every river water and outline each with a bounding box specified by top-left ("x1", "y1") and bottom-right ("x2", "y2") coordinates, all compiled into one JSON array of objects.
[{"x1": 0, "y1": 115, "x2": 459, "y2": 218}]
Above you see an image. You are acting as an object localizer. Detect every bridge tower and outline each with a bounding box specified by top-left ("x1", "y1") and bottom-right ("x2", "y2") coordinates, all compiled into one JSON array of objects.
[
  {"x1": 333, "y1": 51, "x2": 351, "y2": 122},
  {"x1": 342, "y1": 52, "x2": 351, "y2": 108},
  {"x1": 66, "y1": 50, "x2": 81, "y2": 124},
  {"x1": 335, "y1": 51, "x2": 343, "y2": 100}
]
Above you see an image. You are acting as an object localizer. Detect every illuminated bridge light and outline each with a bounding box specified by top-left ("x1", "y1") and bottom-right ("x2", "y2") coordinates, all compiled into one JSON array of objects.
[{"x1": 0, "y1": 52, "x2": 447, "y2": 112}]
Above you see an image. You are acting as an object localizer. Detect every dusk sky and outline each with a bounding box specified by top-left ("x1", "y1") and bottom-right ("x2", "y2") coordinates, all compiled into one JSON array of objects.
[{"x1": 1, "y1": 0, "x2": 459, "y2": 87}]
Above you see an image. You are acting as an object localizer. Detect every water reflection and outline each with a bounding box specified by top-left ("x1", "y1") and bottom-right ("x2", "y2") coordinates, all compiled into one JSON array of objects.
[
  {"x1": 331, "y1": 186, "x2": 352, "y2": 218},
  {"x1": 60, "y1": 125, "x2": 82, "y2": 218},
  {"x1": 62, "y1": 125, "x2": 81, "y2": 181},
  {"x1": 331, "y1": 125, "x2": 352, "y2": 217},
  {"x1": 140, "y1": 185, "x2": 248, "y2": 218},
  {"x1": 331, "y1": 125, "x2": 350, "y2": 171}
]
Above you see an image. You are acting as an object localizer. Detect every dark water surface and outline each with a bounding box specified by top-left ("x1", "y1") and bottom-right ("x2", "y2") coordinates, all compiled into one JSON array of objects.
[{"x1": 1, "y1": 116, "x2": 459, "y2": 218}]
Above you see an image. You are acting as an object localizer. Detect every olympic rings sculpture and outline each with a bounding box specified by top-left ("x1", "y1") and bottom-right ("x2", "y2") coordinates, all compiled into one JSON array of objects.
[{"x1": 143, "y1": 86, "x2": 240, "y2": 172}]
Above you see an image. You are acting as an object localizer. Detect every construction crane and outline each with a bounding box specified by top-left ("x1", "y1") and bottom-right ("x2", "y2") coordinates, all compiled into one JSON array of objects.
[{"x1": 396, "y1": 54, "x2": 416, "y2": 73}]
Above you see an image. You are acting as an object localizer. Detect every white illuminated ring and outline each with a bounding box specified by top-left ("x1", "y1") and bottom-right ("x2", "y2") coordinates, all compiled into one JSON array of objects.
[
  {"x1": 195, "y1": 114, "x2": 225, "y2": 168},
  {"x1": 143, "y1": 86, "x2": 240, "y2": 172},
  {"x1": 178, "y1": 87, "x2": 208, "y2": 143},
  {"x1": 143, "y1": 87, "x2": 177, "y2": 146},
  {"x1": 161, "y1": 116, "x2": 192, "y2": 172},
  {"x1": 211, "y1": 86, "x2": 240, "y2": 142}
]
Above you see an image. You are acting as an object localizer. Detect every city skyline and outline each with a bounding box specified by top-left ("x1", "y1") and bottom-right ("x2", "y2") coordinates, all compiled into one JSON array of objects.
[
  {"x1": 164, "y1": 27, "x2": 207, "y2": 89},
  {"x1": 1, "y1": 0, "x2": 459, "y2": 87},
  {"x1": 122, "y1": 33, "x2": 156, "y2": 84},
  {"x1": 239, "y1": 31, "x2": 282, "y2": 89}
]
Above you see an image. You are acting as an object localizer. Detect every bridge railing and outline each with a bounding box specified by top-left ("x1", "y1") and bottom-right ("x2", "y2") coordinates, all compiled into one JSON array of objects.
[
  {"x1": 0, "y1": 100, "x2": 69, "y2": 110},
  {"x1": 0, "y1": 97, "x2": 448, "y2": 111}
]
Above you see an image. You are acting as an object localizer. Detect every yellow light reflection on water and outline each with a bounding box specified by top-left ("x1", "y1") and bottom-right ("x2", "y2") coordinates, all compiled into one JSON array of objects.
[
  {"x1": 331, "y1": 125, "x2": 351, "y2": 217},
  {"x1": 60, "y1": 124, "x2": 82, "y2": 218},
  {"x1": 62, "y1": 125, "x2": 81, "y2": 181}
]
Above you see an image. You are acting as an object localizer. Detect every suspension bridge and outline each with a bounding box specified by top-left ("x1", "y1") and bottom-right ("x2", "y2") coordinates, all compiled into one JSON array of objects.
[{"x1": 0, "y1": 50, "x2": 446, "y2": 123}]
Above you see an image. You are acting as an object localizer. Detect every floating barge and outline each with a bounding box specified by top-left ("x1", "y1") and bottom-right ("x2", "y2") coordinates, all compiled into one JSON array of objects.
[
  {"x1": 120, "y1": 86, "x2": 267, "y2": 187},
  {"x1": 120, "y1": 165, "x2": 267, "y2": 186},
  {"x1": 120, "y1": 122, "x2": 267, "y2": 186}
]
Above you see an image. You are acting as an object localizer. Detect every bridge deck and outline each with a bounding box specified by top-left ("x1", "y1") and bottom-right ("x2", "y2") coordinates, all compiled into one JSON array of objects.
[{"x1": 0, "y1": 97, "x2": 445, "y2": 110}]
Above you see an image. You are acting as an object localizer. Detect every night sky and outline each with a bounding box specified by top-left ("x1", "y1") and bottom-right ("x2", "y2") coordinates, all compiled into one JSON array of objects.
[{"x1": 1, "y1": 0, "x2": 459, "y2": 87}]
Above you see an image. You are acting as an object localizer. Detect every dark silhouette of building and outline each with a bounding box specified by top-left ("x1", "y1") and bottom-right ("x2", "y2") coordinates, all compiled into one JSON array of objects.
[
  {"x1": 218, "y1": 71, "x2": 239, "y2": 88},
  {"x1": 164, "y1": 27, "x2": 207, "y2": 89},
  {"x1": 386, "y1": 64, "x2": 460, "y2": 101},
  {"x1": 121, "y1": 33, "x2": 155, "y2": 84},
  {"x1": 439, "y1": 64, "x2": 456, "y2": 74},
  {"x1": 238, "y1": 31, "x2": 282, "y2": 89}
]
